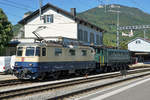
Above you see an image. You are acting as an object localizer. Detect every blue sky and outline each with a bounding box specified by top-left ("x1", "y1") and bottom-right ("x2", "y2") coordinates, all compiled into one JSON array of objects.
[{"x1": 0, "y1": 0, "x2": 149, "y2": 25}]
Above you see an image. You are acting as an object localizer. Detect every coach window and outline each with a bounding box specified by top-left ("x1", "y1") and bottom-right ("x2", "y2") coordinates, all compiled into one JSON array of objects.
[
  {"x1": 55, "y1": 48, "x2": 62, "y2": 56},
  {"x1": 42, "y1": 48, "x2": 46, "y2": 56},
  {"x1": 17, "y1": 47, "x2": 23, "y2": 56},
  {"x1": 81, "y1": 50, "x2": 87, "y2": 56},
  {"x1": 35, "y1": 47, "x2": 40, "y2": 56},
  {"x1": 26, "y1": 47, "x2": 34, "y2": 56},
  {"x1": 69, "y1": 49, "x2": 75, "y2": 56}
]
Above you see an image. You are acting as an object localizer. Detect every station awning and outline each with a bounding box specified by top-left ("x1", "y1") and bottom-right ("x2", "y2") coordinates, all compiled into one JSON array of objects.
[{"x1": 134, "y1": 52, "x2": 150, "y2": 55}]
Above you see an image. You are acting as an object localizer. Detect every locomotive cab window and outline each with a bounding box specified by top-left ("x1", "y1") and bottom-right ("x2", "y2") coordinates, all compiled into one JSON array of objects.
[
  {"x1": 55, "y1": 48, "x2": 62, "y2": 56},
  {"x1": 17, "y1": 47, "x2": 23, "y2": 56},
  {"x1": 42, "y1": 48, "x2": 46, "y2": 56},
  {"x1": 26, "y1": 47, "x2": 35, "y2": 56},
  {"x1": 35, "y1": 47, "x2": 40, "y2": 56},
  {"x1": 69, "y1": 49, "x2": 75, "y2": 56}
]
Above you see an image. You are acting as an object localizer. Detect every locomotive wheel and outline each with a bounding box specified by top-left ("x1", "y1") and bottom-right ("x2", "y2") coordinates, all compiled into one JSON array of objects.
[
  {"x1": 52, "y1": 72, "x2": 60, "y2": 80},
  {"x1": 75, "y1": 71, "x2": 80, "y2": 76},
  {"x1": 38, "y1": 73, "x2": 46, "y2": 80},
  {"x1": 81, "y1": 69, "x2": 88, "y2": 75},
  {"x1": 104, "y1": 67, "x2": 107, "y2": 73},
  {"x1": 75, "y1": 69, "x2": 84, "y2": 76}
]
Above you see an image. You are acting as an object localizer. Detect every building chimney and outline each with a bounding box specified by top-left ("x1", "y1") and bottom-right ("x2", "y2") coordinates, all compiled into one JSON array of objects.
[
  {"x1": 23, "y1": 11, "x2": 32, "y2": 18},
  {"x1": 71, "y1": 8, "x2": 76, "y2": 16}
]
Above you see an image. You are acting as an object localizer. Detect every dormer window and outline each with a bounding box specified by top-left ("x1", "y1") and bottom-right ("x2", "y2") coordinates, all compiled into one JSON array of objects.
[
  {"x1": 136, "y1": 40, "x2": 141, "y2": 44},
  {"x1": 44, "y1": 15, "x2": 53, "y2": 23}
]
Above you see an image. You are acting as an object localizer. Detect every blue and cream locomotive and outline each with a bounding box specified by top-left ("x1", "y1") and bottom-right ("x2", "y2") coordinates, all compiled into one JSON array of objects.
[
  {"x1": 13, "y1": 42, "x2": 132, "y2": 80},
  {"x1": 13, "y1": 42, "x2": 96, "y2": 79}
]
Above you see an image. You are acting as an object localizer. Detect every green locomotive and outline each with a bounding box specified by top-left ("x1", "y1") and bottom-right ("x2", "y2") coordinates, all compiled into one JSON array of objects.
[{"x1": 94, "y1": 46, "x2": 131, "y2": 72}]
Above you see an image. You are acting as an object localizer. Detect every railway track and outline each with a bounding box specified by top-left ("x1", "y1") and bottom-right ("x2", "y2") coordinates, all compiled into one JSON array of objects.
[
  {"x1": 0, "y1": 72, "x2": 5, "y2": 75},
  {"x1": 0, "y1": 66, "x2": 149, "y2": 87},
  {"x1": 0, "y1": 78, "x2": 59, "y2": 87},
  {"x1": 0, "y1": 79, "x2": 34, "y2": 87},
  {"x1": 0, "y1": 68, "x2": 150, "y2": 100},
  {"x1": 54, "y1": 71, "x2": 150, "y2": 100}
]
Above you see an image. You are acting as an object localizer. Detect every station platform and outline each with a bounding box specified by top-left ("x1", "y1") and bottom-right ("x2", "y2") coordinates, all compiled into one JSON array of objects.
[{"x1": 130, "y1": 62, "x2": 150, "y2": 69}]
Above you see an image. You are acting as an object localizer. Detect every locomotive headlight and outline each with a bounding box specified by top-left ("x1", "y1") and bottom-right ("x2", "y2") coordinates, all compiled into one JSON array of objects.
[
  {"x1": 15, "y1": 63, "x2": 18, "y2": 66},
  {"x1": 29, "y1": 64, "x2": 33, "y2": 67}
]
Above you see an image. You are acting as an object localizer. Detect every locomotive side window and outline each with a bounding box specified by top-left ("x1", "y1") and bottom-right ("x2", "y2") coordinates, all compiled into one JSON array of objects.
[
  {"x1": 35, "y1": 47, "x2": 40, "y2": 56},
  {"x1": 81, "y1": 50, "x2": 87, "y2": 56},
  {"x1": 26, "y1": 47, "x2": 35, "y2": 56},
  {"x1": 42, "y1": 48, "x2": 46, "y2": 56},
  {"x1": 69, "y1": 49, "x2": 75, "y2": 56},
  {"x1": 55, "y1": 48, "x2": 62, "y2": 56},
  {"x1": 17, "y1": 47, "x2": 23, "y2": 56}
]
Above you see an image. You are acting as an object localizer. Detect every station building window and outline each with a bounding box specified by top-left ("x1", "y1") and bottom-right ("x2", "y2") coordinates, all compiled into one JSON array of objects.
[
  {"x1": 136, "y1": 40, "x2": 141, "y2": 44},
  {"x1": 84, "y1": 31, "x2": 88, "y2": 42},
  {"x1": 90, "y1": 32, "x2": 94, "y2": 44},
  {"x1": 78, "y1": 29, "x2": 83, "y2": 41},
  {"x1": 44, "y1": 15, "x2": 53, "y2": 23},
  {"x1": 96, "y1": 34, "x2": 100, "y2": 44}
]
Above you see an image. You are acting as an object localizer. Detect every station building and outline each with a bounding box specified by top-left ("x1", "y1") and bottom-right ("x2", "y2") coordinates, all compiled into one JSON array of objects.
[
  {"x1": 17, "y1": 3, "x2": 104, "y2": 45},
  {"x1": 3, "y1": 3, "x2": 105, "y2": 56},
  {"x1": 128, "y1": 37, "x2": 150, "y2": 63}
]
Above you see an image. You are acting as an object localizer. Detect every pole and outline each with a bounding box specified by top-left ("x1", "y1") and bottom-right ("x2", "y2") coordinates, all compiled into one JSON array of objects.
[
  {"x1": 144, "y1": 29, "x2": 146, "y2": 40},
  {"x1": 105, "y1": 5, "x2": 106, "y2": 12},
  {"x1": 39, "y1": 0, "x2": 43, "y2": 20},
  {"x1": 117, "y1": 10, "x2": 119, "y2": 49},
  {"x1": 108, "y1": 5, "x2": 120, "y2": 49}
]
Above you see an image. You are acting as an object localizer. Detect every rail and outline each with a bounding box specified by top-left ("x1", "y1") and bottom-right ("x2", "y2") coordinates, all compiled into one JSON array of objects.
[{"x1": 0, "y1": 68, "x2": 150, "y2": 99}]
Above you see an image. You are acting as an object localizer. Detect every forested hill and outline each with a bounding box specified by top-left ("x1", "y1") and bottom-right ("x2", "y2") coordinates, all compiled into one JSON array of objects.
[{"x1": 78, "y1": 4, "x2": 150, "y2": 47}]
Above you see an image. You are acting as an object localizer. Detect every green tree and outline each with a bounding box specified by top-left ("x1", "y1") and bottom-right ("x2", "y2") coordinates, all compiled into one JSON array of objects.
[
  {"x1": 0, "y1": 8, "x2": 13, "y2": 48},
  {"x1": 120, "y1": 41, "x2": 128, "y2": 49}
]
